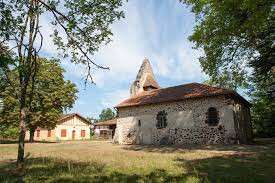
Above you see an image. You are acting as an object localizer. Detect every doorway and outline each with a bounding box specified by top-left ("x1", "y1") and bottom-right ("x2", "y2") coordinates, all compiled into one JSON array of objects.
[{"x1": 72, "y1": 130, "x2": 75, "y2": 140}]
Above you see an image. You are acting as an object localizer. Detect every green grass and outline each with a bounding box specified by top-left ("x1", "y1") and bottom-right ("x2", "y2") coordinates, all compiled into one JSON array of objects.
[{"x1": 0, "y1": 139, "x2": 274, "y2": 183}]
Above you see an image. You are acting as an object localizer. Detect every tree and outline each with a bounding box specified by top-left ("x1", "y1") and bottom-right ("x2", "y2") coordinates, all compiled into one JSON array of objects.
[
  {"x1": 99, "y1": 108, "x2": 116, "y2": 122},
  {"x1": 0, "y1": 0, "x2": 124, "y2": 168},
  {"x1": 0, "y1": 58, "x2": 78, "y2": 141},
  {"x1": 27, "y1": 59, "x2": 77, "y2": 142},
  {"x1": 249, "y1": 78, "x2": 275, "y2": 137},
  {"x1": 86, "y1": 117, "x2": 96, "y2": 123},
  {"x1": 180, "y1": 0, "x2": 274, "y2": 88},
  {"x1": 203, "y1": 70, "x2": 249, "y2": 90}
]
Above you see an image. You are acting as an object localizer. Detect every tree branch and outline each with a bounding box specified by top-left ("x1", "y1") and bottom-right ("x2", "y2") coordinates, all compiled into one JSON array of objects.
[{"x1": 38, "y1": 0, "x2": 109, "y2": 71}]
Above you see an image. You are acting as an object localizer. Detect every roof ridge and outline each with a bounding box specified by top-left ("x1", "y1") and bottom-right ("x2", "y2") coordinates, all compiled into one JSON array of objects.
[{"x1": 116, "y1": 82, "x2": 250, "y2": 108}]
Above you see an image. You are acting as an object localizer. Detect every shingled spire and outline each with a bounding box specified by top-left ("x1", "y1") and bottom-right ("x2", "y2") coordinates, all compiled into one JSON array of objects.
[{"x1": 130, "y1": 58, "x2": 160, "y2": 96}]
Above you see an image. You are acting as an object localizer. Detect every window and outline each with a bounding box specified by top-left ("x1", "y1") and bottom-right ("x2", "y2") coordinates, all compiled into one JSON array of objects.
[
  {"x1": 48, "y1": 130, "x2": 51, "y2": 137},
  {"x1": 206, "y1": 107, "x2": 219, "y2": 126},
  {"x1": 138, "y1": 120, "x2": 141, "y2": 127},
  {"x1": 81, "y1": 130, "x2": 85, "y2": 137},
  {"x1": 61, "y1": 129, "x2": 67, "y2": 137},
  {"x1": 36, "y1": 130, "x2": 40, "y2": 137},
  {"x1": 156, "y1": 110, "x2": 168, "y2": 129}
]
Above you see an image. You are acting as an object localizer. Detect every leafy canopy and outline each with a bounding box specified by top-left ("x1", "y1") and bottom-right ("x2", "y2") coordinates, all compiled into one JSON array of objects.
[
  {"x1": 98, "y1": 108, "x2": 116, "y2": 122},
  {"x1": 249, "y1": 78, "x2": 275, "y2": 137},
  {"x1": 0, "y1": 0, "x2": 124, "y2": 83},
  {"x1": 180, "y1": 0, "x2": 274, "y2": 87},
  {"x1": 0, "y1": 58, "x2": 78, "y2": 136},
  {"x1": 0, "y1": 0, "x2": 124, "y2": 166}
]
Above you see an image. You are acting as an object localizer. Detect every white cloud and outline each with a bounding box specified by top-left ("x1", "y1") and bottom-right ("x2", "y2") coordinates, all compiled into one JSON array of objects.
[
  {"x1": 100, "y1": 89, "x2": 129, "y2": 108},
  {"x1": 35, "y1": 0, "x2": 209, "y2": 118},
  {"x1": 88, "y1": 0, "x2": 206, "y2": 87},
  {"x1": 38, "y1": 0, "x2": 207, "y2": 88}
]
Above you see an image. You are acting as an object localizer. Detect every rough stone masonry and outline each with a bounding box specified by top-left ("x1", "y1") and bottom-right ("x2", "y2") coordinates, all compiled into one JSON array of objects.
[{"x1": 114, "y1": 58, "x2": 253, "y2": 145}]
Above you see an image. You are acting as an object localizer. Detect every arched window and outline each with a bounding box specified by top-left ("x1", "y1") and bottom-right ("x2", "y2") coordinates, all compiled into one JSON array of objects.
[
  {"x1": 206, "y1": 107, "x2": 219, "y2": 126},
  {"x1": 156, "y1": 110, "x2": 167, "y2": 129}
]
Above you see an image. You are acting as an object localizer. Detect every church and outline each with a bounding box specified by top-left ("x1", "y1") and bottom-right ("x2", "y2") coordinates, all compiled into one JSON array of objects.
[{"x1": 114, "y1": 58, "x2": 253, "y2": 145}]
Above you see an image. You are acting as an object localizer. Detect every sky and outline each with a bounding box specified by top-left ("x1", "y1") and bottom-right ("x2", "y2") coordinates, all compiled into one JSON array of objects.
[{"x1": 40, "y1": 0, "x2": 208, "y2": 118}]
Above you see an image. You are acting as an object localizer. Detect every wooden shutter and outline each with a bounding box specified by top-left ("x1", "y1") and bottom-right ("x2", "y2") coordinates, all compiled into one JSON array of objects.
[
  {"x1": 81, "y1": 130, "x2": 85, "y2": 137},
  {"x1": 48, "y1": 130, "x2": 51, "y2": 137},
  {"x1": 61, "y1": 129, "x2": 67, "y2": 137}
]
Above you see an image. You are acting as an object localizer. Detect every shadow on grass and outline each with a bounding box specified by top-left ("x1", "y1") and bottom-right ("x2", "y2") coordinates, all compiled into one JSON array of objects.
[
  {"x1": 175, "y1": 148, "x2": 275, "y2": 183},
  {"x1": 0, "y1": 157, "x2": 199, "y2": 183},
  {"x1": 1, "y1": 139, "x2": 274, "y2": 182},
  {"x1": 1, "y1": 150, "x2": 275, "y2": 183},
  {"x1": 121, "y1": 138, "x2": 275, "y2": 154},
  {"x1": 1, "y1": 148, "x2": 275, "y2": 183}
]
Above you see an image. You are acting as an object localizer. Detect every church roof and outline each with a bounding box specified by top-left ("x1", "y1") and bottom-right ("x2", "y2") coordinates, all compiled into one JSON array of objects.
[
  {"x1": 116, "y1": 83, "x2": 250, "y2": 108},
  {"x1": 94, "y1": 119, "x2": 117, "y2": 126},
  {"x1": 143, "y1": 74, "x2": 160, "y2": 89}
]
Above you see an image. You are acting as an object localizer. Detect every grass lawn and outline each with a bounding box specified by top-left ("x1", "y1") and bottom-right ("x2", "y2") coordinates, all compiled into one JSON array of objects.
[{"x1": 0, "y1": 139, "x2": 275, "y2": 183}]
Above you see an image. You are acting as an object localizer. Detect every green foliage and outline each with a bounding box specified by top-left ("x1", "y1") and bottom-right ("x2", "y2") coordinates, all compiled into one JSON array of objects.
[
  {"x1": 181, "y1": 0, "x2": 274, "y2": 137},
  {"x1": 86, "y1": 117, "x2": 96, "y2": 123},
  {"x1": 0, "y1": 125, "x2": 19, "y2": 139},
  {"x1": 90, "y1": 128, "x2": 94, "y2": 138},
  {"x1": 250, "y1": 78, "x2": 275, "y2": 137},
  {"x1": 98, "y1": 108, "x2": 116, "y2": 122},
  {"x1": 180, "y1": 0, "x2": 274, "y2": 88},
  {"x1": 0, "y1": 58, "x2": 78, "y2": 138},
  {"x1": 0, "y1": 0, "x2": 124, "y2": 165},
  {"x1": 0, "y1": 0, "x2": 125, "y2": 83},
  {"x1": 203, "y1": 70, "x2": 249, "y2": 90}
]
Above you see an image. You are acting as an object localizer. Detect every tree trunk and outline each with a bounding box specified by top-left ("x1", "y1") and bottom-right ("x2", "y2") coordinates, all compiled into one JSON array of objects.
[
  {"x1": 29, "y1": 127, "x2": 35, "y2": 143},
  {"x1": 17, "y1": 81, "x2": 28, "y2": 170},
  {"x1": 17, "y1": 106, "x2": 26, "y2": 170}
]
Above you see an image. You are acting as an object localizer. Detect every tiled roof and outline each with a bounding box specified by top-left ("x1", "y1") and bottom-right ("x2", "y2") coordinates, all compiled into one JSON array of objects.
[
  {"x1": 143, "y1": 74, "x2": 160, "y2": 89},
  {"x1": 116, "y1": 83, "x2": 250, "y2": 108},
  {"x1": 94, "y1": 119, "x2": 117, "y2": 126}
]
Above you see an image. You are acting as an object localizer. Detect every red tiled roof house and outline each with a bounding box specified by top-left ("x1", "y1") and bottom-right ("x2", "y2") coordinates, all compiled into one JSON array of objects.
[
  {"x1": 114, "y1": 59, "x2": 253, "y2": 145},
  {"x1": 25, "y1": 113, "x2": 91, "y2": 141}
]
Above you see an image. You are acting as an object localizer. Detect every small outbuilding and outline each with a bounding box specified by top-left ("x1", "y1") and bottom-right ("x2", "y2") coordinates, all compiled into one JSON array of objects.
[
  {"x1": 94, "y1": 119, "x2": 117, "y2": 139},
  {"x1": 26, "y1": 113, "x2": 92, "y2": 141}
]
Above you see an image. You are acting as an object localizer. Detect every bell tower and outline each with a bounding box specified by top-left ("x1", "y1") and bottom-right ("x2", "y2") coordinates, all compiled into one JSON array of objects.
[{"x1": 130, "y1": 58, "x2": 160, "y2": 96}]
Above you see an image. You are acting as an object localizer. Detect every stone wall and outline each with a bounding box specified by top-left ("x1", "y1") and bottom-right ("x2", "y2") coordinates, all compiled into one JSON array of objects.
[
  {"x1": 151, "y1": 126, "x2": 226, "y2": 145},
  {"x1": 116, "y1": 96, "x2": 238, "y2": 145}
]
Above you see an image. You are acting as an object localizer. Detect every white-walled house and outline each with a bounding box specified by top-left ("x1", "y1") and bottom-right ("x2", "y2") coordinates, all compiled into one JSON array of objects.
[
  {"x1": 114, "y1": 59, "x2": 253, "y2": 145},
  {"x1": 26, "y1": 113, "x2": 91, "y2": 141}
]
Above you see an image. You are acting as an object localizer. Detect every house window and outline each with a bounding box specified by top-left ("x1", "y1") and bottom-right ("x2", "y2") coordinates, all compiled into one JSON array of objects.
[
  {"x1": 48, "y1": 130, "x2": 51, "y2": 137},
  {"x1": 81, "y1": 130, "x2": 85, "y2": 137},
  {"x1": 36, "y1": 130, "x2": 40, "y2": 137},
  {"x1": 156, "y1": 110, "x2": 168, "y2": 129},
  {"x1": 138, "y1": 120, "x2": 141, "y2": 127},
  {"x1": 206, "y1": 107, "x2": 219, "y2": 126},
  {"x1": 61, "y1": 129, "x2": 67, "y2": 137}
]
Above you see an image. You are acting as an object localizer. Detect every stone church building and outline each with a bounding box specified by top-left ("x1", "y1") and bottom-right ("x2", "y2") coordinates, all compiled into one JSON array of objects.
[{"x1": 114, "y1": 58, "x2": 253, "y2": 145}]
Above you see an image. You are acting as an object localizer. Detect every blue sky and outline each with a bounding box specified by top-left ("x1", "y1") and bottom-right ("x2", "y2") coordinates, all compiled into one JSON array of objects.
[{"x1": 40, "y1": 0, "x2": 208, "y2": 118}]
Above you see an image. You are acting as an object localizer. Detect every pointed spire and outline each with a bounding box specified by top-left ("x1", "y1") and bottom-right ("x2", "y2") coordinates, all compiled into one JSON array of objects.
[{"x1": 130, "y1": 58, "x2": 160, "y2": 96}]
